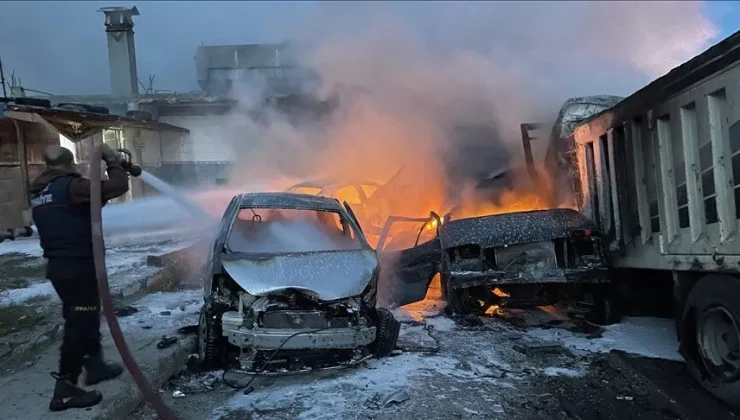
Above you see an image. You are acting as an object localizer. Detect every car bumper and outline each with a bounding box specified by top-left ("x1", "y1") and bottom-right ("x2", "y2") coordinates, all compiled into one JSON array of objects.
[{"x1": 224, "y1": 326, "x2": 377, "y2": 350}]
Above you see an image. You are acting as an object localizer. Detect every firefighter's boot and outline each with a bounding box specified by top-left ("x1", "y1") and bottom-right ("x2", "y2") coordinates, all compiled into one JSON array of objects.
[
  {"x1": 83, "y1": 353, "x2": 123, "y2": 385},
  {"x1": 48, "y1": 372, "x2": 103, "y2": 412}
]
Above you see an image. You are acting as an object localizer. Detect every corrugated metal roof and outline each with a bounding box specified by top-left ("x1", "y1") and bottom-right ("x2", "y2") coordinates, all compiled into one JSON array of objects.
[
  {"x1": 0, "y1": 103, "x2": 190, "y2": 141},
  {"x1": 31, "y1": 91, "x2": 234, "y2": 107}
]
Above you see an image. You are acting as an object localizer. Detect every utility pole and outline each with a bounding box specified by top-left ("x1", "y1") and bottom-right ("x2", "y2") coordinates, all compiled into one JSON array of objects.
[{"x1": 0, "y1": 55, "x2": 7, "y2": 97}]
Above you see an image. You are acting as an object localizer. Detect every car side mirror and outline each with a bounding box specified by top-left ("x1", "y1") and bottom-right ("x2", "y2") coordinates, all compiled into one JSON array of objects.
[{"x1": 429, "y1": 211, "x2": 442, "y2": 224}]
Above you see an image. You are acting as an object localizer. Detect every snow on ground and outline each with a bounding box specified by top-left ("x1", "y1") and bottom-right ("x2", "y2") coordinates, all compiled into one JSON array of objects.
[
  {"x1": 425, "y1": 316, "x2": 457, "y2": 332},
  {"x1": 0, "y1": 282, "x2": 56, "y2": 306},
  {"x1": 211, "y1": 329, "x2": 511, "y2": 420},
  {"x1": 0, "y1": 239, "x2": 43, "y2": 257},
  {"x1": 116, "y1": 290, "x2": 202, "y2": 334},
  {"x1": 0, "y1": 229, "x2": 199, "y2": 308},
  {"x1": 528, "y1": 316, "x2": 683, "y2": 361},
  {"x1": 542, "y1": 366, "x2": 583, "y2": 377}
]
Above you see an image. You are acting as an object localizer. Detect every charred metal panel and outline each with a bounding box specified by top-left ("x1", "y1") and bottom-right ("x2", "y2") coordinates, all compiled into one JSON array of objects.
[
  {"x1": 593, "y1": 135, "x2": 613, "y2": 236},
  {"x1": 657, "y1": 115, "x2": 680, "y2": 244},
  {"x1": 261, "y1": 310, "x2": 329, "y2": 329},
  {"x1": 439, "y1": 209, "x2": 596, "y2": 250},
  {"x1": 494, "y1": 242, "x2": 558, "y2": 273},
  {"x1": 707, "y1": 89, "x2": 737, "y2": 242},
  {"x1": 607, "y1": 129, "x2": 624, "y2": 249},
  {"x1": 679, "y1": 104, "x2": 705, "y2": 243},
  {"x1": 447, "y1": 267, "x2": 609, "y2": 288},
  {"x1": 226, "y1": 326, "x2": 376, "y2": 350},
  {"x1": 571, "y1": 31, "x2": 740, "y2": 269}
]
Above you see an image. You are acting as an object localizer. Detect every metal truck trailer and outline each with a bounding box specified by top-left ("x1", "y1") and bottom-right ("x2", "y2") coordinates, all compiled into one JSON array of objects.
[{"x1": 569, "y1": 30, "x2": 740, "y2": 409}]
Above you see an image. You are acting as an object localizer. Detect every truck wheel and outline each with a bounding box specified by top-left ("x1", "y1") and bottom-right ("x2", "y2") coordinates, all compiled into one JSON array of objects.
[
  {"x1": 198, "y1": 304, "x2": 225, "y2": 370},
  {"x1": 371, "y1": 308, "x2": 400, "y2": 357},
  {"x1": 683, "y1": 274, "x2": 740, "y2": 409}
]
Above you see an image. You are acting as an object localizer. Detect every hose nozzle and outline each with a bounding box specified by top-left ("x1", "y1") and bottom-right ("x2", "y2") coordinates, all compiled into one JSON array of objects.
[{"x1": 116, "y1": 148, "x2": 143, "y2": 177}]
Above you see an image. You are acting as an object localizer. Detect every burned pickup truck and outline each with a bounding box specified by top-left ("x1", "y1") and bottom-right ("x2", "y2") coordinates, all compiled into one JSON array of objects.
[
  {"x1": 377, "y1": 208, "x2": 614, "y2": 324},
  {"x1": 198, "y1": 192, "x2": 400, "y2": 373}
]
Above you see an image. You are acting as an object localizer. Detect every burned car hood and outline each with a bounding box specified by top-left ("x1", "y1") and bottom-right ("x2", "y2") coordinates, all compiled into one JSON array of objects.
[
  {"x1": 439, "y1": 208, "x2": 596, "y2": 249},
  {"x1": 221, "y1": 250, "x2": 378, "y2": 301}
]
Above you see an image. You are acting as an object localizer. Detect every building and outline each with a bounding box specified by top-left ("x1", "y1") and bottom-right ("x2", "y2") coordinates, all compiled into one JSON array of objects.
[
  {"x1": 0, "y1": 98, "x2": 189, "y2": 229},
  {"x1": 30, "y1": 6, "x2": 317, "y2": 192}
]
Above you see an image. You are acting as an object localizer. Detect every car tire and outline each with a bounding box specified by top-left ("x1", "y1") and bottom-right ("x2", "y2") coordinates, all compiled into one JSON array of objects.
[
  {"x1": 198, "y1": 304, "x2": 225, "y2": 370},
  {"x1": 442, "y1": 273, "x2": 467, "y2": 315},
  {"x1": 371, "y1": 307, "x2": 400, "y2": 357},
  {"x1": 682, "y1": 274, "x2": 740, "y2": 410},
  {"x1": 442, "y1": 273, "x2": 486, "y2": 316}
]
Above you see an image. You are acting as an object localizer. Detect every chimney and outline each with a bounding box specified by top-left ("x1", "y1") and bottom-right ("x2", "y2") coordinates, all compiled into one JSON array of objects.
[{"x1": 99, "y1": 6, "x2": 140, "y2": 96}]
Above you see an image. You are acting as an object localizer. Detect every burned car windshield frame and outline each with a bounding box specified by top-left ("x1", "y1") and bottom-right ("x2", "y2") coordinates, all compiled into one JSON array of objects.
[{"x1": 222, "y1": 205, "x2": 372, "y2": 256}]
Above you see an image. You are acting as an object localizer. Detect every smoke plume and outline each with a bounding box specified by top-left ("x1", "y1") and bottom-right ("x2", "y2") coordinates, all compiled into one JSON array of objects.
[{"x1": 188, "y1": 2, "x2": 719, "y2": 231}]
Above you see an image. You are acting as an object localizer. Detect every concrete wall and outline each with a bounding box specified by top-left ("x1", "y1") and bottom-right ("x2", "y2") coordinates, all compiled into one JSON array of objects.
[
  {"x1": 0, "y1": 166, "x2": 26, "y2": 228},
  {"x1": 158, "y1": 115, "x2": 234, "y2": 163},
  {"x1": 143, "y1": 107, "x2": 236, "y2": 188}
]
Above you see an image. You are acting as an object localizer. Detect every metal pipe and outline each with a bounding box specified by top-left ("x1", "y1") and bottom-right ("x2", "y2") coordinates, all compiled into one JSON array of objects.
[
  {"x1": 89, "y1": 140, "x2": 178, "y2": 420},
  {"x1": 0, "y1": 55, "x2": 6, "y2": 97}
]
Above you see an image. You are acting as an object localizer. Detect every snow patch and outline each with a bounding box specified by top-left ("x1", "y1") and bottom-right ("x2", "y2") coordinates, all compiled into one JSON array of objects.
[
  {"x1": 117, "y1": 290, "x2": 202, "y2": 334},
  {"x1": 0, "y1": 233, "x2": 196, "y2": 307},
  {"x1": 0, "y1": 282, "x2": 56, "y2": 306},
  {"x1": 0, "y1": 239, "x2": 42, "y2": 257},
  {"x1": 212, "y1": 316, "x2": 511, "y2": 420},
  {"x1": 425, "y1": 316, "x2": 456, "y2": 332},
  {"x1": 542, "y1": 367, "x2": 583, "y2": 377},
  {"x1": 0, "y1": 252, "x2": 164, "y2": 308},
  {"x1": 213, "y1": 351, "x2": 507, "y2": 420},
  {"x1": 528, "y1": 317, "x2": 683, "y2": 361}
]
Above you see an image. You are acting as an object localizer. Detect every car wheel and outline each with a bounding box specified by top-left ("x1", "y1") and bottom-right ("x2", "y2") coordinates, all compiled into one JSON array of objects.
[
  {"x1": 683, "y1": 274, "x2": 740, "y2": 410},
  {"x1": 371, "y1": 308, "x2": 400, "y2": 357},
  {"x1": 442, "y1": 273, "x2": 486, "y2": 316},
  {"x1": 198, "y1": 304, "x2": 224, "y2": 370}
]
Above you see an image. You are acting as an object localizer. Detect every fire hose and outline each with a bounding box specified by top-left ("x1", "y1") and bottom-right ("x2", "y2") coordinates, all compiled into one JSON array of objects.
[{"x1": 89, "y1": 144, "x2": 178, "y2": 420}]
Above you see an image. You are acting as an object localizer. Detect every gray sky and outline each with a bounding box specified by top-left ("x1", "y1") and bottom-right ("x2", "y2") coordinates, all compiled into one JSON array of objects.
[
  {"x1": 0, "y1": 1, "x2": 735, "y2": 98},
  {"x1": 0, "y1": 1, "x2": 315, "y2": 94}
]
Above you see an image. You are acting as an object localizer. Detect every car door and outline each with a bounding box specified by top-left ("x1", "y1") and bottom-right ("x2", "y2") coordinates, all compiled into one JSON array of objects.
[
  {"x1": 376, "y1": 213, "x2": 442, "y2": 308},
  {"x1": 343, "y1": 201, "x2": 367, "y2": 239},
  {"x1": 204, "y1": 196, "x2": 239, "y2": 295}
]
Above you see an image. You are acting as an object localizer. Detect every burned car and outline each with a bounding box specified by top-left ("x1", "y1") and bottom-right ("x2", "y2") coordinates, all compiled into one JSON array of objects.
[
  {"x1": 198, "y1": 192, "x2": 400, "y2": 373},
  {"x1": 377, "y1": 208, "x2": 614, "y2": 324},
  {"x1": 285, "y1": 179, "x2": 385, "y2": 236}
]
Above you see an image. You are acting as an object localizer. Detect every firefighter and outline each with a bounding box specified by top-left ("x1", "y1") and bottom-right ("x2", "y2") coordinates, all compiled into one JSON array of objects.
[{"x1": 29, "y1": 144, "x2": 128, "y2": 412}]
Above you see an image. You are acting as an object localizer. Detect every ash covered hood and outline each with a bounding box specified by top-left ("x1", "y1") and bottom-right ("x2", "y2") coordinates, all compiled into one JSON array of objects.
[
  {"x1": 222, "y1": 250, "x2": 378, "y2": 301},
  {"x1": 439, "y1": 208, "x2": 597, "y2": 249}
]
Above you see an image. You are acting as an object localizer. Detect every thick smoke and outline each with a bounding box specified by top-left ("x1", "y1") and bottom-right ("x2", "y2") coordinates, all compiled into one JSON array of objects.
[
  {"x1": 148, "y1": 1, "x2": 717, "y2": 232},
  {"x1": 218, "y1": 2, "x2": 717, "y2": 219}
]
